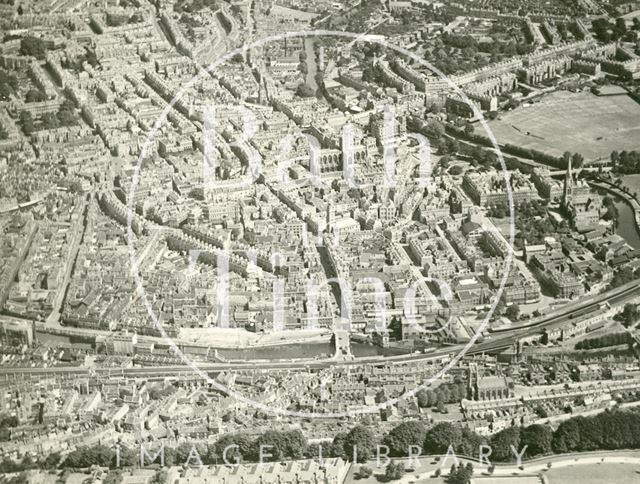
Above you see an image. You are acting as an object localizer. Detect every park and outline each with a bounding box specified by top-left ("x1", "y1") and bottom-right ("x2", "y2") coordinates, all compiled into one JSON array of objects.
[{"x1": 488, "y1": 90, "x2": 640, "y2": 162}]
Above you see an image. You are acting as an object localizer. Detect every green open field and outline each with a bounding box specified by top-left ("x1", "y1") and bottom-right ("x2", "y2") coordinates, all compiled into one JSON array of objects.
[
  {"x1": 545, "y1": 462, "x2": 640, "y2": 483},
  {"x1": 488, "y1": 90, "x2": 640, "y2": 161}
]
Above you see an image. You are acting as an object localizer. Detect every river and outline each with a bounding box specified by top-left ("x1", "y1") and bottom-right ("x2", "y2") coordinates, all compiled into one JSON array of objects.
[
  {"x1": 614, "y1": 175, "x2": 640, "y2": 249},
  {"x1": 304, "y1": 37, "x2": 318, "y2": 91},
  {"x1": 37, "y1": 331, "x2": 407, "y2": 361},
  {"x1": 218, "y1": 341, "x2": 405, "y2": 361}
]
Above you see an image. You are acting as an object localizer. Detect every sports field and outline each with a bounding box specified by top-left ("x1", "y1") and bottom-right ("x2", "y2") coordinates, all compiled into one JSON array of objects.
[
  {"x1": 488, "y1": 90, "x2": 640, "y2": 161},
  {"x1": 545, "y1": 462, "x2": 640, "y2": 483}
]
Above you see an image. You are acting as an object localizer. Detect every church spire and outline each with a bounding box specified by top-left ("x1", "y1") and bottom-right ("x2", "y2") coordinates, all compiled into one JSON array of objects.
[{"x1": 563, "y1": 155, "x2": 573, "y2": 208}]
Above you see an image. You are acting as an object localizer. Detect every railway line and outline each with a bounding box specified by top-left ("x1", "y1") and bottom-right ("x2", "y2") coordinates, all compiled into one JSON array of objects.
[{"x1": 1, "y1": 281, "x2": 638, "y2": 382}]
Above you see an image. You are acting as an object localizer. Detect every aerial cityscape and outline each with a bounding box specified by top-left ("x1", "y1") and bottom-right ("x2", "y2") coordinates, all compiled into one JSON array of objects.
[{"x1": 1, "y1": 0, "x2": 640, "y2": 483}]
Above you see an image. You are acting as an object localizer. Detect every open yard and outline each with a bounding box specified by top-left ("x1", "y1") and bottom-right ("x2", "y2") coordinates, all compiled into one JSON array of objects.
[{"x1": 488, "y1": 90, "x2": 640, "y2": 162}]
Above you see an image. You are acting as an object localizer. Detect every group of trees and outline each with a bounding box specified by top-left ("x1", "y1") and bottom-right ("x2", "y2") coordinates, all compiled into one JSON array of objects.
[
  {"x1": 489, "y1": 410, "x2": 640, "y2": 458},
  {"x1": 427, "y1": 26, "x2": 533, "y2": 76},
  {"x1": 422, "y1": 119, "x2": 445, "y2": 140},
  {"x1": 486, "y1": 203, "x2": 509, "y2": 219},
  {"x1": 447, "y1": 462, "x2": 474, "y2": 484},
  {"x1": 611, "y1": 150, "x2": 640, "y2": 175},
  {"x1": 61, "y1": 430, "x2": 309, "y2": 469},
  {"x1": 384, "y1": 460, "x2": 405, "y2": 480},
  {"x1": 575, "y1": 331, "x2": 633, "y2": 350},
  {"x1": 488, "y1": 199, "x2": 553, "y2": 234},
  {"x1": 358, "y1": 410, "x2": 640, "y2": 464},
  {"x1": 295, "y1": 83, "x2": 315, "y2": 98},
  {"x1": 0, "y1": 68, "x2": 18, "y2": 101},
  {"x1": 423, "y1": 422, "x2": 484, "y2": 457},
  {"x1": 19, "y1": 36, "x2": 47, "y2": 59},
  {"x1": 502, "y1": 143, "x2": 566, "y2": 169},
  {"x1": 0, "y1": 414, "x2": 18, "y2": 442},
  {"x1": 382, "y1": 421, "x2": 427, "y2": 457},
  {"x1": 491, "y1": 424, "x2": 554, "y2": 460},
  {"x1": 441, "y1": 32, "x2": 532, "y2": 58},
  {"x1": 504, "y1": 304, "x2": 521, "y2": 321},
  {"x1": 57, "y1": 99, "x2": 79, "y2": 127},
  {"x1": 18, "y1": 410, "x2": 640, "y2": 473},
  {"x1": 19, "y1": 111, "x2": 35, "y2": 135},
  {"x1": 173, "y1": 0, "x2": 221, "y2": 13},
  {"x1": 416, "y1": 380, "x2": 468, "y2": 412},
  {"x1": 602, "y1": 195, "x2": 619, "y2": 223},
  {"x1": 552, "y1": 409, "x2": 640, "y2": 453},
  {"x1": 562, "y1": 151, "x2": 584, "y2": 169},
  {"x1": 18, "y1": 98, "x2": 78, "y2": 135},
  {"x1": 0, "y1": 452, "x2": 59, "y2": 474},
  {"x1": 592, "y1": 17, "x2": 634, "y2": 43},
  {"x1": 618, "y1": 303, "x2": 639, "y2": 328},
  {"x1": 512, "y1": 202, "x2": 564, "y2": 249},
  {"x1": 25, "y1": 89, "x2": 47, "y2": 103},
  {"x1": 609, "y1": 266, "x2": 640, "y2": 290}
]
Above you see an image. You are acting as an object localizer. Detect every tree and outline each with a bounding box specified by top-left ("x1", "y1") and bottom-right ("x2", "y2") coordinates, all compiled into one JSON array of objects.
[
  {"x1": 39, "y1": 452, "x2": 61, "y2": 469},
  {"x1": 385, "y1": 460, "x2": 405, "y2": 480},
  {"x1": 356, "y1": 465, "x2": 373, "y2": 478},
  {"x1": 611, "y1": 150, "x2": 620, "y2": 164},
  {"x1": 64, "y1": 445, "x2": 112, "y2": 468},
  {"x1": 505, "y1": 304, "x2": 520, "y2": 321},
  {"x1": 447, "y1": 462, "x2": 473, "y2": 484},
  {"x1": 20, "y1": 111, "x2": 35, "y2": 135},
  {"x1": 151, "y1": 469, "x2": 168, "y2": 484},
  {"x1": 424, "y1": 422, "x2": 462, "y2": 454},
  {"x1": 551, "y1": 418, "x2": 582, "y2": 453},
  {"x1": 428, "y1": 103, "x2": 442, "y2": 114},
  {"x1": 534, "y1": 406, "x2": 549, "y2": 419},
  {"x1": 446, "y1": 138, "x2": 460, "y2": 154},
  {"x1": 450, "y1": 165, "x2": 463, "y2": 176},
  {"x1": 383, "y1": 421, "x2": 427, "y2": 457},
  {"x1": 57, "y1": 108, "x2": 77, "y2": 127},
  {"x1": 572, "y1": 153, "x2": 584, "y2": 169},
  {"x1": 102, "y1": 470, "x2": 123, "y2": 484},
  {"x1": 330, "y1": 432, "x2": 348, "y2": 459},
  {"x1": 425, "y1": 119, "x2": 445, "y2": 139},
  {"x1": 343, "y1": 425, "x2": 376, "y2": 463},
  {"x1": 520, "y1": 424, "x2": 553, "y2": 457},
  {"x1": 41, "y1": 112, "x2": 60, "y2": 130},
  {"x1": 25, "y1": 89, "x2": 46, "y2": 103},
  {"x1": 416, "y1": 389, "x2": 437, "y2": 408},
  {"x1": 214, "y1": 433, "x2": 254, "y2": 464},
  {"x1": 85, "y1": 49, "x2": 98, "y2": 67},
  {"x1": 129, "y1": 12, "x2": 144, "y2": 24},
  {"x1": 0, "y1": 83, "x2": 11, "y2": 101},
  {"x1": 464, "y1": 123, "x2": 474, "y2": 136},
  {"x1": 296, "y1": 83, "x2": 315, "y2": 98},
  {"x1": 20, "y1": 36, "x2": 46, "y2": 59},
  {"x1": 175, "y1": 442, "x2": 207, "y2": 465},
  {"x1": 619, "y1": 303, "x2": 639, "y2": 328},
  {"x1": 491, "y1": 427, "x2": 520, "y2": 461}
]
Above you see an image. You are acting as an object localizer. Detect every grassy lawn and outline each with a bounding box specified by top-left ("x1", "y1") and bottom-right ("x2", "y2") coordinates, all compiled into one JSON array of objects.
[
  {"x1": 545, "y1": 462, "x2": 640, "y2": 483},
  {"x1": 488, "y1": 90, "x2": 640, "y2": 161}
]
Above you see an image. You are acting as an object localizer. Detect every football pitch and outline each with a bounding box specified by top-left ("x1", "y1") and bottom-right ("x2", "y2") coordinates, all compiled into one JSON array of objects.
[{"x1": 488, "y1": 90, "x2": 640, "y2": 161}]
